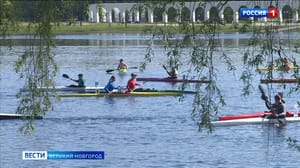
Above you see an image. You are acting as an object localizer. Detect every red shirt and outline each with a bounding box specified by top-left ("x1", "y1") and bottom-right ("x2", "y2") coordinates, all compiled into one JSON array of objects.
[{"x1": 127, "y1": 78, "x2": 138, "y2": 92}]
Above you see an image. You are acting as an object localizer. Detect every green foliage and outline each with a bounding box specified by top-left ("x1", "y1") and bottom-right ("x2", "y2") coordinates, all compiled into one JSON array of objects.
[
  {"x1": 0, "y1": 0, "x2": 17, "y2": 37},
  {"x1": 14, "y1": 0, "x2": 58, "y2": 134},
  {"x1": 240, "y1": 2, "x2": 300, "y2": 152},
  {"x1": 141, "y1": 1, "x2": 231, "y2": 133},
  {"x1": 98, "y1": 1, "x2": 105, "y2": 22},
  {"x1": 13, "y1": 0, "x2": 89, "y2": 23}
]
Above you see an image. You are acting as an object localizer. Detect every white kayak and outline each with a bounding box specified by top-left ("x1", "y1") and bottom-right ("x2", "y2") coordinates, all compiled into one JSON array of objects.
[
  {"x1": 212, "y1": 116, "x2": 300, "y2": 127},
  {"x1": 0, "y1": 113, "x2": 43, "y2": 120},
  {"x1": 20, "y1": 86, "x2": 105, "y2": 92}
]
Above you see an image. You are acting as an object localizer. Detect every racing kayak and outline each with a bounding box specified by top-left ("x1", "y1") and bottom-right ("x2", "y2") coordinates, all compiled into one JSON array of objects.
[
  {"x1": 257, "y1": 66, "x2": 300, "y2": 72},
  {"x1": 20, "y1": 86, "x2": 105, "y2": 92},
  {"x1": 136, "y1": 77, "x2": 210, "y2": 83},
  {"x1": 59, "y1": 91, "x2": 182, "y2": 97},
  {"x1": 0, "y1": 113, "x2": 43, "y2": 120},
  {"x1": 212, "y1": 116, "x2": 300, "y2": 127},
  {"x1": 21, "y1": 87, "x2": 197, "y2": 95},
  {"x1": 260, "y1": 78, "x2": 299, "y2": 84},
  {"x1": 214, "y1": 111, "x2": 300, "y2": 126},
  {"x1": 218, "y1": 111, "x2": 299, "y2": 121}
]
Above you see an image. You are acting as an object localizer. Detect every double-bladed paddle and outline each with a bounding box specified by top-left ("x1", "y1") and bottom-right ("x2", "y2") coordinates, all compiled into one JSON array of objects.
[
  {"x1": 62, "y1": 73, "x2": 70, "y2": 79},
  {"x1": 162, "y1": 65, "x2": 172, "y2": 77},
  {"x1": 106, "y1": 67, "x2": 138, "y2": 73},
  {"x1": 62, "y1": 73, "x2": 76, "y2": 82},
  {"x1": 259, "y1": 84, "x2": 268, "y2": 102}
]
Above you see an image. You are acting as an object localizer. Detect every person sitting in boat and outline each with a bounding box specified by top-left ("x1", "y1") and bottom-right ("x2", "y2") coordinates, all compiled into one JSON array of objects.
[
  {"x1": 127, "y1": 73, "x2": 141, "y2": 92},
  {"x1": 278, "y1": 92, "x2": 287, "y2": 113},
  {"x1": 104, "y1": 75, "x2": 119, "y2": 93},
  {"x1": 283, "y1": 57, "x2": 292, "y2": 71},
  {"x1": 117, "y1": 59, "x2": 128, "y2": 72},
  {"x1": 277, "y1": 92, "x2": 286, "y2": 104},
  {"x1": 69, "y1": 73, "x2": 85, "y2": 87},
  {"x1": 264, "y1": 94, "x2": 286, "y2": 126},
  {"x1": 163, "y1": 65, "x2": 178, "y2": 78}
]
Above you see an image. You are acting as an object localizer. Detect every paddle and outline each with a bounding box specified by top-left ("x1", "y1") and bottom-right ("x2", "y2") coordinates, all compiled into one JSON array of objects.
[
  {"x1": 62, "y1": 73, "x2": 70, "y2": 79},
  {"x1": 259, "y1": 84, "x2": 268, "y2": 102},
  {"x1": 162, "y1": 65, "x2": 172, "y2": 77},
  {"x1": 62, "y1": 73, "x2": 76, "y2": 83},
  {"x1": 106, "y1": 67, "x2": 138, "y2": 73}
]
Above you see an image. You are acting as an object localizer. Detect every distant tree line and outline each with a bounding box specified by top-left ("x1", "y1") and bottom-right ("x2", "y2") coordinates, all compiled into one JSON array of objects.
[{"x1": 13, "y1": 0, "x2": 90, "y2": 22}]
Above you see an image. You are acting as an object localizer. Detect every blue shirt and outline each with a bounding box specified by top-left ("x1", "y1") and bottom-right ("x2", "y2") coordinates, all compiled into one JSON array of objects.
[{"x1": 104, "y1": 81, "x2": 116, "y2": 93}]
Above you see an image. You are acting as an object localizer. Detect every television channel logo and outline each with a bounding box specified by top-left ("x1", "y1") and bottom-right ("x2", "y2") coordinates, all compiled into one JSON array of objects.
[
  {"x1": 22, "y1": 151, "x2": 104, "y2": 160},
  {"x1": 240, "y1": 8, "x2": 278, "y2": 18},
  {"x1": 22, "y1": 151, "x2": 47, "y2": 160}
]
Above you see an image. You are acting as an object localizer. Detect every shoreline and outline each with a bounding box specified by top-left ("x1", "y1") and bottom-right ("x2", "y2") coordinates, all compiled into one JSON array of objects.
[{"x1": 5, "y1": 22, "x2": 300, "y2": 35}]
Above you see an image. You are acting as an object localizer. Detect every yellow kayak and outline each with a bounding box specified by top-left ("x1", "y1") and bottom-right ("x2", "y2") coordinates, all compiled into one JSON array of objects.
[
  {"x1": 59, "y1": 91, "x2": 182, "y2": 97},
  {"x1": 118, "y1": 68, "x2": 128, "y2": 74},
  {"x1": 257, "y1": 66, "x2": 300, "y2": 72}
]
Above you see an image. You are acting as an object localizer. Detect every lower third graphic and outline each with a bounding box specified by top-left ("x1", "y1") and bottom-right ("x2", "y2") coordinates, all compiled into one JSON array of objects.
[{"x1": 23, "y1": 151, "x2": 104, "y2": 160}]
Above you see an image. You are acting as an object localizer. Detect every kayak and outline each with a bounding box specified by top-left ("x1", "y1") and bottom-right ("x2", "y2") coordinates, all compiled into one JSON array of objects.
[
  {"x1": 218, "y1": 111, "x2": 298, "y2": 121},
  {"x1": 257, "y1": 66, "x2": 300, "y2": 72},
  {"x1": 20, "y1": 86, "x2": 105, "y2": 92},
  {"x1": 0, "y1": 113, "x2": 43, "y2": 120},
  {"x1": 21, "y1": 87, "x2": 197, "y2": 94},
  {"x1": 118, "y1": 68, "x2": 127, "y2": 74},
  {"x1": 260, "y1": 78, "x2": 299, "y2": 84},
  {"x1": 214, "y1": 111, "x2": 300, "y2": 126},
  {"x1": 136, "y1": 77, "x2": 210, "y2": 83},
  {"x1": 212, "y1": 116, "x2": 300, "y2": 127},
  {"x1": 59, "y1": 91, "x2": 182, "y2": 97}
]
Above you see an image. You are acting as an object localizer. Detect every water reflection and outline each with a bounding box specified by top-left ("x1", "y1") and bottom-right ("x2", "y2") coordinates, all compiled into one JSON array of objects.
[{"x1": 1, "y1": 32, "x2": 299, "y2": 48}]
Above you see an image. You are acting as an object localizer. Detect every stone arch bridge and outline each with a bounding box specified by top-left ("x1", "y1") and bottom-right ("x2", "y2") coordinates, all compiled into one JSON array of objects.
[{"x1": 88, "y1": 1, "x2": 299, "y2": 24}]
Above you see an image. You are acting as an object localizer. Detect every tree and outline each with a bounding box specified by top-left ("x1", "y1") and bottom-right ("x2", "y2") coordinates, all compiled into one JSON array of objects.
[
  {"x1": 98, "y1": 0, "x2": 105, "y2": 22},
  {"x1": 13, "y1": 0, "x2": 58, "y2": 134},
  {"x1": 0, "y1": 0, "x2": 15, "y2": 37},
  {"x1": 141, "y1": 0, "x2": 232, "y2": 133},
  {"x1": 141, "y1": 0, "x2": 299, "y2": 143}
]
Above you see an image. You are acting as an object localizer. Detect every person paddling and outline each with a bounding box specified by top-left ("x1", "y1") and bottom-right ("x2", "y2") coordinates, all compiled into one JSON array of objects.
[
  {"x1": 117, "y1": 59, "x2": 128, "y2": 71},
  {"x1": 163, "y1": 65, "x2": 178, "y2": 78},
  {"x1": 69, "y1": 74, "x2": 85, "y2": 87},
  {"x1": 104, "y1": 75, "x2": 118, "y2": 93},
  {"x1": 283, "y1": 57, "x2": 291, "y2": 71},
  {"x1": 127, "y1": 73, "x2": 140, "y2": 92},
  {"x1": 264, "y1": 94, "x2": 286, "y2": 126}
]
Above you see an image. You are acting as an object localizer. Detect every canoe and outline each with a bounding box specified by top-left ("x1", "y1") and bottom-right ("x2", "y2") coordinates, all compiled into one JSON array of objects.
[
  {"x1": 257, "y1": 66, "x2": 300, "y2": 72},
  {"x1": 212, "y1": 116, "x2": 300, "y2": 127},
  {"x1": 136, "y1": 77, "x2": 210, "y2": 83},
  {"x1": 59, "y1": 91, "x2": 182, "y2": 97},
  {"x1": 20, "y1": 86, "x2": 105, "y2": 92},
  {"x1": 0, "y1": 113, "x2": 43, "y2": 120},
  {"x1": 260, "y1": 78, "x2": 299, "y2": 84}
]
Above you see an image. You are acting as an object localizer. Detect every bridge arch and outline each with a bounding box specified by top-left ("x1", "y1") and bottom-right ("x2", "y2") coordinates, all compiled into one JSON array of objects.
[
  {"x1": 88, "y1": 1, "x2": 300, "y2": 24},
  {"x1": 223, "y1": 6, "x2": 233, "y2": 24}
]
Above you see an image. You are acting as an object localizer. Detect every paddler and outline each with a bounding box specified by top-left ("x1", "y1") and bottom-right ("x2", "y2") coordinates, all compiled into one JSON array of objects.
[
  {"x1": 278, "y1": 92, "x2": 287, "y2": 113},
  {"x1": 163, "y1": 65, "x2": 178, "y2": 78},
  {"x1": 126, "y1": 73, "x2": 141, "y2": 92},
  {"x1": 104, "y1": 75, "x2": 118, "y2": 93},
  {"x1": 117, "y1": 59, "x2": 128, "y2": 71},
  {"x1": 69, "y1": 73, "x2": 85, "y2": 87},
  {"x1": 264, "y1": 94, "x2": 286, "y2": 126},
  {"x1": 283, "y1": 57, "x2": 291, "y2": 71}
]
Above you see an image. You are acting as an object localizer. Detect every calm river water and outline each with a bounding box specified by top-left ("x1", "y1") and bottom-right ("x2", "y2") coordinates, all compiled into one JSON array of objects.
[{"x1": 0, "y1": 32, "x2": 300, "y2": 168}]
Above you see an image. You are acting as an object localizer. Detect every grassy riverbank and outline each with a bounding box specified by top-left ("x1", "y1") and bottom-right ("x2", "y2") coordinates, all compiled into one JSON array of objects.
[{"x1": 10, "y1": 22, "x2": 300, "y2": 35}]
